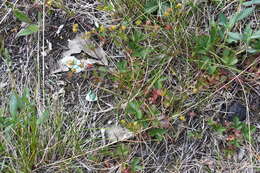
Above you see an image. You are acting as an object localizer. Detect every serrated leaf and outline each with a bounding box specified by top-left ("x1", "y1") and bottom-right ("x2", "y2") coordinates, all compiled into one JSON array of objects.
[
  {"x1": 9, "y1": 93, "x2": 18, "y2": 117},
  {"x1": 243, "y1": 0, "x2": 260, "y2": 6},
  {"x1": 14, "y1": 9, "x2": 32, "y2": 23},
  {"x1": 17, "y1": 24, "x2": 39, "y2": 36},
  {"x1": 250, "y1": 30, "x2": 260, "y2": 39}
]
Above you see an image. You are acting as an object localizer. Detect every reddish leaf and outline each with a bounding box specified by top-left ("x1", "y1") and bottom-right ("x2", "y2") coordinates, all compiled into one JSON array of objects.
[
  {"x1": 188, "y1": 111, "x2": 197, "y2": 118},
  {"x1": 145, "y1": 20, "x2": 152, "y2": 25},
  {"x1": 226, "y1": 135, "x2": 235, "y2": 141},
  {"x1": 149, "y1": 89, "x2": 163, "y2": 104},
  {"x1": 164, "y1": 24, "x2": 173, "y2": 30},
  {"x1": 121, "y1": 168, "x2": 131, "y2": 173},
  {"x1": 233, "y1": 129, "x2": 241, "y2": 138}
]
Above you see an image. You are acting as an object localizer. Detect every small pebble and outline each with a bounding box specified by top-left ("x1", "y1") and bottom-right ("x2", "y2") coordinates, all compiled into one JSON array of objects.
[{"x1": 227, "y1": 102, "x2": 247, "y2": 121}]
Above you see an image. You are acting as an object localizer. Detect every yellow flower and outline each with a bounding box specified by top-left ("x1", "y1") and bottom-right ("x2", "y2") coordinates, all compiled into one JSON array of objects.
[
  {"x1": 46, "y1": 0, "x2": 53, "y2": 6},
  {"x1": 84, "y1": 31, "x2": 91, "y2": 39},
  {"x1": 99, "y1": 25, "x2": 106, "y2": 32},
  {"x1": 179, "y1": 115, "x2": 186, "y2": 121},
  {"x1": 135, "y1": 20, "x2": 142, "y2": 25},
  {"x1": 109, "y1": 25, "x2": 117, "y2": 31},
  {"x1": 120, "y1": 25, "x2": 127, "y2": 31},
  {"x1": 163, "y1": 11, "x2": 170, "y2": 17},
  {"x1": 120, "y1": 119, "x2": 127, "y2": 125},
  {"x1": 90, "y1": 29, "x2": 97, "y2": 34},
  {"x1": 176, "y1": 3, "x2": 182, "y2": 8},
  {"x1": 163, "y1": 8, "x2": 173, "y2": 16},
  {"x1": 72, "y1": 23, "x2": 78, "y2": 33}
]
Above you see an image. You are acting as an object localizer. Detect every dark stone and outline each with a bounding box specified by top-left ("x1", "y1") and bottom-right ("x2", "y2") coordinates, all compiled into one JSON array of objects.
[{"x1": 226, "y1": 102, "x2": 247, "y2": 121}]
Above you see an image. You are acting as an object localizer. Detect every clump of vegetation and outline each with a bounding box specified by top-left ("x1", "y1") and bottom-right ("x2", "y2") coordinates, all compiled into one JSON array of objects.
[{"x1": 0, "y1": 0, "x2": 259, "y2": 172}]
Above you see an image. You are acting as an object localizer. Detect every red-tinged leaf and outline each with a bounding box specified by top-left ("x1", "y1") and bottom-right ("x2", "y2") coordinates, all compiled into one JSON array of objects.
[
  {"x1": 233, "y1": 129, "x2": 242, "y2": 137},
  {"x1": 188, "y1": 111, "x2": 197, "y2": 118},
  {"x1": 121, "y1": 168, "x2": 131, "y2": 173},
  {"x1": 226, "y1": 135, "x2": 235, "y2": 141},
  {"x1": 145, "y1": 20, "x2": 152, "y2": 25},
  {"x1": 164, "y1": 24, "x2": 173, "y2": 30},
  {"x1": 149, "y1": 89, "x2": 163, "y2": 104}
]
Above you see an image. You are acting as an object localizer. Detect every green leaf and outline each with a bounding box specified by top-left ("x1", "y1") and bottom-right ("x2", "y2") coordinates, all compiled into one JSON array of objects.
[
  {"x1": 126, "y1": 101, "x2": 143, "y2": 119},
  {"x1": 117, "y1": 60, "x2": 128, "y2": 73},
  {"x1": 17, "y1": 24, "x2": 39, "y2": 36},
  {"x1": 144, "y1": 0, "x2": 159, "y2": 14},
  {"x1": 227, "y1": 32, "x2": 243, "y2": 41},
  {"x1": 236, "y1": 7, "x2": 255, "y2": 21},
  {"x1": 219, "y1": 13, "x2": 228, "y2": 26},
  {"x1": 243, "y1": 24, "x2": 253, "y2": 41},
  {"x1": 115, "y1": 144, "x2": 129, "y2": 157},
  {"x1": 211, "y1": 123, "x2": 226, "y2": 134},
  {"x1": 208, "y1": 65, "x2": 217, "y2": 75},
  {"x1": 228, "y1": 7, "x2": 255, "y2": 29},
  {"x1": 13, "y1": 9, "x2": 32, "y2": 23},
  {"x1": 247, "y1": 48, "x2": 258, "y2": 53},
  {"x1": 194, "y1": 35, "x2": 211, "y2": 54},
  {"x1": 9, "y1": 93, "x2": 18, "y2": 117},
  {"x1": 17, "y1": 88, "x2": 30, "y2": 110},
  {"x1": 132, "y1": 48, "x2": 153, "y2": 58},
  {"x1": 221, "y1": 49, "x2": 238, "y2": 66},
  {"x1": 37, "y1": 109, "x2": 49, "y2": 125},
  {"x1": 250, "y1": 30, "x2": 260, "y2": 39},
  {"x1": 197, "y1": 56, "x2": 217, "y2": 74},
  {"x1": 243, "y1": 0, "x2": 260, "y2": 6},
  {"x1": 209, "y1": 21, "x2": 221, "y2": 43},
  {"x1": 132, "y1": 31, "x2": 146, "y2": 43},
  {"x1": 130, "y1": 158, "x2": 143, "y2": 172},
  {"x1": 157, "y1": 1, "x2": 170, "y2": 16},
  {"x1": 222, "y1": 55, "x2": 238, "y2": 66},
  {"x1": 148, "y1": 128, "x2": 166, "y2": 141},
  {"x1": 154, "y1": 77, "x2": 167, "y2": 89}
]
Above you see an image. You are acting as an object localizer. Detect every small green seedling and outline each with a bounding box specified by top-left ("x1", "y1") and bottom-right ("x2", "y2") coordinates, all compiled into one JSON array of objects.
[
  {"x1": 130, "y1": 157, "x2": 143, "y2": 172},
  {"x1": 13, "y1": 9, "x2": 39, "y2": 36},
  {"x1": 148, "y1": 128, "x2": 167, "y2": 141}
]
